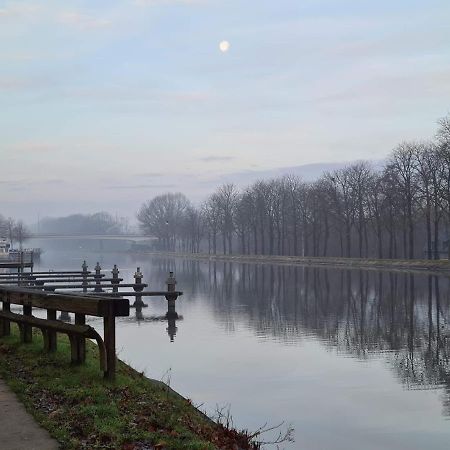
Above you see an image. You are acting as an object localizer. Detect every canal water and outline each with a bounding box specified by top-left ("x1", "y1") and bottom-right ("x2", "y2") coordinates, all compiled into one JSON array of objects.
[{"x1": 31, "y1": 241, "x2": 450, "y2": 450}]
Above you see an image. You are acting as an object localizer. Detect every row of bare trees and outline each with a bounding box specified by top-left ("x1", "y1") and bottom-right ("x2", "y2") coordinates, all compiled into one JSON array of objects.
[{"x1": 138, "y1": 114, "x2": 450, "y2": 260}]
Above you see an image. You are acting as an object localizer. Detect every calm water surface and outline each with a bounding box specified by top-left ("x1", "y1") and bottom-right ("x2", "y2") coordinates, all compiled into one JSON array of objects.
[{"x1": 31, "y1": 242, "x2": 450, "y2": 450}]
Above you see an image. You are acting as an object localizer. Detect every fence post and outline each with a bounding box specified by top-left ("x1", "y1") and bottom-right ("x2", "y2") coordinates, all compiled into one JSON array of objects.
[
  {"x1": 0, "y1": 291, "x2": 11, "y2": 337},
  {"x1": 103, "y1": 302, "x2": 116, "y2": 380},
  {"x1": 74, "y1": 312, "x2": 86, "y2": 364},
  {"x1": 21, "y1": 294, "x2": 33, "y2": 343},
  {"x1": 45, "y1": 308, "x2": 57, "y2": 352}
]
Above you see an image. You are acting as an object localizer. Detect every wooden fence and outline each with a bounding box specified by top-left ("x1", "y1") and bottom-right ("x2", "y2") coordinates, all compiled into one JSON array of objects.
[{"x1": 0, "y1": 285, "x2": 129, "y2": 379}]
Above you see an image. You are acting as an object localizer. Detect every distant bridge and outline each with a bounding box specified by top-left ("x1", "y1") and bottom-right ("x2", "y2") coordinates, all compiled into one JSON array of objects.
[{"x1": 30, "y1": 234, "x2": 156, "y2": 243}]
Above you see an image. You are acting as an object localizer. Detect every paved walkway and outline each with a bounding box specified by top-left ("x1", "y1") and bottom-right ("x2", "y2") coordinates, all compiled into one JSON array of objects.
[{"x1": 0, "y1": 378, "x2": 59, "y2": 450}]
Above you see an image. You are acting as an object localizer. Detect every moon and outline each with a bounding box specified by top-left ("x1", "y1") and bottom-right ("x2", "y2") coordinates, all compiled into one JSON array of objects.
[{"x1": 219, "y1": 40, "x2": 230, "y2": 53}]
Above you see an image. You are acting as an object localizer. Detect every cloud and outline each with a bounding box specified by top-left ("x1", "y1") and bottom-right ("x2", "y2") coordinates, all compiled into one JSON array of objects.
[
  {"x1": 135, "y1": 172, "x2": 164, "y2": 177},
  {"x1": 9, "y1": 141, "x2": 59, "y2": 153},
  {"x1": 0, "y1": 79, "x2": 31, "y2": 92},
  {"x1": 196, "y1": 161, "x2": 384, "y2": 188},
  {"x1": 199, "y1": 156, "x2": 235, "y2": 162},
  {"x1": 0, "y1": 179, "x2": 66, "y2": 190},
  {"x1": 133, "y1": 0, "x2": 205, "y2": 6},
  {"x1": 0, "y1": 2, "x2": 40, "y2": 19},
  {"x1": 106, "y1": 184, "x2": 176, "y2": 190},
  {"x1": 57, "y1": 12, "x2": 111, "y2": 29}
]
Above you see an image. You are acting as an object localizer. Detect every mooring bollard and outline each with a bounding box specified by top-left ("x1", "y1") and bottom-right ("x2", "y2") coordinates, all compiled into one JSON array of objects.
[
  {"x1": 132, "y1": 267, "x2": 145, "y2": 307},
  {"x1": 111, "y1": 264, "x2": 120, "y2": 293},
  {"x1": 82, "y1": 260, "x2": 88, "y2": 293},
  {"x1": 59, "y1": 311, "x2": 71, "y2": 322},
  {"x1": 165, "y1": 271, "x2": 178, "y2": 318},
  {"x1": 94, "y1": 262, "x2": 102, "y2": 293}
]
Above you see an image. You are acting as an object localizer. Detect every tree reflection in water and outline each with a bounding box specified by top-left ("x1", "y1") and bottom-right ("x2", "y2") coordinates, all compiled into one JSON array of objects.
[{"x1": 133, "y1": 256, "x2": 450, "y2": 416}]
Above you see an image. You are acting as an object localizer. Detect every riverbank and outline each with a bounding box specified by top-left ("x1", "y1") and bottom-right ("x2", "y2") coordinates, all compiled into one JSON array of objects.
[
  {"x1": 139, "y1": 251, "x2": 450, "y2": 275},
  {"x1": 0, "y1": 325, "x2": 258, "y2": 450}
]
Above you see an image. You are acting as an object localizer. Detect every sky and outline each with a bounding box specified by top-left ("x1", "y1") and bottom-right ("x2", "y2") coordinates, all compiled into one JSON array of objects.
[{"x1": 1, "y1": 0, "x2": 449, "y2": 223}]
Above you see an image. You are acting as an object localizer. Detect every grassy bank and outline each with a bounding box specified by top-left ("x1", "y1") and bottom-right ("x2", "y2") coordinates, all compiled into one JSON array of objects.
[
  {"x1": 0, "y1": 325, "x2": 257, "y2": 450},
  {"x1": 140, "y1": 251, "x2": 450, "y2": 275}
]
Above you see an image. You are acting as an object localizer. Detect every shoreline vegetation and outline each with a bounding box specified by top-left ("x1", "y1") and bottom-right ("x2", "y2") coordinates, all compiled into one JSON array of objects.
[
  {"x1": 0, "y1": 325, "x2": 263, "y2": 450},
  {"x1": 138, "y1": 251, "x2": 450, "y2": 275}
]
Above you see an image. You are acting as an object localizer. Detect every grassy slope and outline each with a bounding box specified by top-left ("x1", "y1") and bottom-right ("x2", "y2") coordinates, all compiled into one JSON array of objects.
[
  {"x1": 0, "y1": 325, "x2": 254, "y2": 450},
  {"x1": 142, "y1": 251, "x2": 450, "y2": 274}
]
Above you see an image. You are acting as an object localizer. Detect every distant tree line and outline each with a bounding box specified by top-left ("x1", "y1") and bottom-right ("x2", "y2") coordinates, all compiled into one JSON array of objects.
[
  {"x1": 38, "y1": 212, "x2": 129, "y2": 236},
  {"x1": 137, "y1": 114, "x2": 450, "y2": 260},
  {"x1": 0, "y1": 216, "x2": 30, "y2": 249}
]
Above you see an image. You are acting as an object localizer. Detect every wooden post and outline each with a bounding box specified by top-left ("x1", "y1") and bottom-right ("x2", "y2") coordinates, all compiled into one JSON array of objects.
[
  {"x1": 0, "y1": 291, "x2": 9, "y2": 337},
  {"x1": 103, "y1": 303, "x2": 116, "y2": 380},
  {"x1": 2, "y1": 292, "x2": 11, "y2": 336},
  {"x1": 46, "y1": 309, "x2": 57, "y2": 351},
  {"x1": 74, "y1": 313, "x2": 86, "y2": 363},
  {"x1": 22, "y1": 294, "x2": 32, "y2": 343}
]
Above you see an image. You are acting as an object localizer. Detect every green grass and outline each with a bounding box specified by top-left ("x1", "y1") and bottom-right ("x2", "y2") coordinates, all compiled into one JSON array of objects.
[
  {"x1": 0, "y1": 325, "x2": 254, "y2": 449},
  {"x1": 145, "y1": 250, "x2": 450, "y2": 274}
]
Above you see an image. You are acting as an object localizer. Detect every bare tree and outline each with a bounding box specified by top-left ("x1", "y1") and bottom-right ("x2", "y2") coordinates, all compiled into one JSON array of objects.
[
  {"x1": 13, "y1": 220, "x2": 30, "y2": 250},
  {"x1": 137, "y1": 193, "x2": 190, "y2": 251},
  {"x1": 389, "y1": 143, "x2": 419, "y2": 259}
]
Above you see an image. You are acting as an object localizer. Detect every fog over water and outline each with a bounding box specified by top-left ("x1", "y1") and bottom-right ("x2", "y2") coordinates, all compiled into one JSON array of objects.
[{"x1": 29, "y1": 239, "x2": 450, "y2": 450}]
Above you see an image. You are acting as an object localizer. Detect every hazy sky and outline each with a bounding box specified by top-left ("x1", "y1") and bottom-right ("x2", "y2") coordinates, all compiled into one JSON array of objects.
[{"x1": 1, "y1": 0, "x2": 449, "y2": 222}]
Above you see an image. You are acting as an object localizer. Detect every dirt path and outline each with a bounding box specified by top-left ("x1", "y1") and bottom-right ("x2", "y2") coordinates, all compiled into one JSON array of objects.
[{"x1": 0, "y1": 378, "x2": 59, "y2": 450}]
